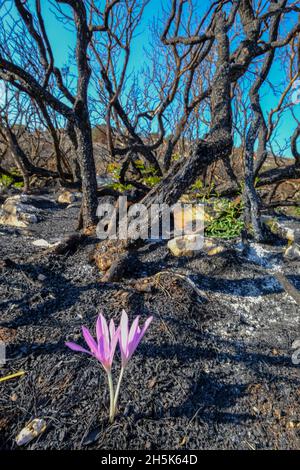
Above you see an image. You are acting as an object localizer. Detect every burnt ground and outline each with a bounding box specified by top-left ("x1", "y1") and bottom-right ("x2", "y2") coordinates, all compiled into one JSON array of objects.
[{"x1": 0, "y1": 196, "x2": 299, "y2": 450}]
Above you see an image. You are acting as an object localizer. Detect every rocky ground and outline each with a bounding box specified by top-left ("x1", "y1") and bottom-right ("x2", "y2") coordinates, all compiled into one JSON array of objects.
[{"x1": 0, "y1": 191, "x2": 299, "y2": 450}]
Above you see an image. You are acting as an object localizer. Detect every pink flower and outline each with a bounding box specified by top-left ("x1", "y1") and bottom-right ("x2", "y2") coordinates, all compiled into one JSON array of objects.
[
  {"x1": 119, "y1": 309, "x2": 153, "y2": 367},
  {"x1": 66, "y1": 309, "x2": 153, "y2": 423},
  {"x1": 66, "y1": 313, "x2": 120, "y2": 372}
]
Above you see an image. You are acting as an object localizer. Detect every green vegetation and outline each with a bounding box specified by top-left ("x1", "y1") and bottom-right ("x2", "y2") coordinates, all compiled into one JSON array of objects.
[
  {"x1": 190, "y1": 179, "x2": 220, "y2": 201},
  {"x1": 188, "y1": 178, "x2": 244, "y2": 239},
  {"x1": 107, "y1": 160, "x2": 162, "y2": 192},
  {"x1": 134, "y1": 160, "x2": 162, "y2": 188},
  {"x1": 0, "y1": 170, "x2": 24, "y2": 189},
  {"x1": 205, "y1": 198, "x2": 244, "y2": 239},
  {"x1": 106, "y1": 163, "x2": 134, "y2": 192},
  {"x1": 171, "y1": 152, "x2": 181, "y2": 162}
]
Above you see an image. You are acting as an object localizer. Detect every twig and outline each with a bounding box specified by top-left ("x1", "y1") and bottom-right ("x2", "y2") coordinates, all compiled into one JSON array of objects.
[{"x1": 0, "y1": 370, "x2": 26, "y2": 383}]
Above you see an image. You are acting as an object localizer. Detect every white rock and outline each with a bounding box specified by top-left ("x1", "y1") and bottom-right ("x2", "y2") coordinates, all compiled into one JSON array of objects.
[
  {"x1": 32, "y1": 239, "x2": 52, "y2": 248},
  {"x1": 0, "y1": 195, "x2": 42, "y2": 227},
  {"x1": 32, "y1": 239, "x2": 60, "y2": 249},
  {"x1": 57, "y1": 190, "x2": 82, "y2": 204},
  {"x1": 168, "y1": 235, "x2": 226, "y2": 257},
  {"x1": 292, "y1": 339, "x2": 300, "y2": 349},
  {"x1": 15, "y1": 418, "x2": 47, "y2": 446},
  {"x1": 284, "y1": 243, "x2": 300, "y2": 260}
]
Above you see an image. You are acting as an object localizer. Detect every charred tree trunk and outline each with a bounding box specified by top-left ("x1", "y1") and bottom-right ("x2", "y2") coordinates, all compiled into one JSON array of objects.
[
  {"x1": 241, "y1": 0, "x2": 285, "y2": 242},
  {"x1": 243, "y1": 117, "x2": 264, "y2": 242},
  {"x1": 99, "y1": 13, "x2": 233, "y2": 281},
  {"x1": 74, "y1": 115, "x2": 98, "y2": 228},
  {"x1": 141, "y1": 12, "x2": 232, "y2": 209},
  {"x1": 71, "y1": 2, "x2": 98, "y2": 229},
  {"x1": 291, "y1": 124, "x2": 300, "y2": 166},
  {"x1": 66, "y1": 121, "x2": 82, "y2": 184},
  {"x1": 6, "y1": 128, "x2": 31, "y2": 192}
]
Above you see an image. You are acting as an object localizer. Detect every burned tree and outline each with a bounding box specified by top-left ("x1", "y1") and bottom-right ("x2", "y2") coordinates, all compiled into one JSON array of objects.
[
  {"x1": 0, "y1": 82, "x2": 74, "y2": 191},
  {"x1": 90, "y1": 1, "x2": 299, "y2": 230},
  {"x1": 92, "y1": 0, "x2": 300, "y2": 280},
  {"x1": 130, "y1": 1, "x2": 299, "y2": 209},
  {"x1": 0, "y1": 0, "x2": 299, "y2": 239},
  {"x1": 0, "y1": 0, "x2": 121, "y2": 227}
]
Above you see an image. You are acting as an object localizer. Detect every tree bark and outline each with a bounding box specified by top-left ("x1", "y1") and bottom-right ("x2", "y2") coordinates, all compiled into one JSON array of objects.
[
  {"x1": 75, "y1": 117, "x2": 98, "y2": 227},
  {"x1": 243, "y1": 116, "x2": 264, "y2": 241}
]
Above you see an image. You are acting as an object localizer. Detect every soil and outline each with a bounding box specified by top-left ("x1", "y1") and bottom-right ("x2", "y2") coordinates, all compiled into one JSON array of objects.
[{"x1": 0, "y1": 193, "x2": 299, "y2": 450}]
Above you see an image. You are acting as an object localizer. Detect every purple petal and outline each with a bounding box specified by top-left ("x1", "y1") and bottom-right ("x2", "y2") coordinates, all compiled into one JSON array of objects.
[
  {"x1": 128, "y1": 316, "x2": 153, "y2": 361},
  {"x1": 127, "y1": 336, "x2": 141, "y2": 361},
  {"x1": 128, "y1": 316, "x2": 140, "y2": 344},
  {"x1": 99, "y1": 313, "x2": 110, "y2": 358},
  {"x1": 65, "y1": 342, "x2": 91, "y2": 355},
  {"x1": 140, "y1": 316, "x2": 153, "y2": 338},
  {"x1": 109, "y1": 325, "x2": 120, "y2": 365},
  {"x1": 119, "y1": 309, "x2": 129, "y2": 361},
  {"x1": 96, "y1": 314, "x2": 103, "y2": 345},
  {"x1": 82, "y1": 326, "x2": 98, "y2": 355},
  {"x1": 109, "y1": 319, "x2": 116, "y2": 339}
]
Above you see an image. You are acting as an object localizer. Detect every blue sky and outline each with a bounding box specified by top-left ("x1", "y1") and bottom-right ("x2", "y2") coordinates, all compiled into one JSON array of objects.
[
  {"x1": 6, "y1": 0, "x2": 300, "y2": 157},
  {"x1": 43, "y1": 0, "x2": 161, "y2": 70}
]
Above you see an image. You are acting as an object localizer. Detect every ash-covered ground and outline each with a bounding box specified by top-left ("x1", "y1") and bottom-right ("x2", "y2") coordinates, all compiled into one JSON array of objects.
[{"x1": 0, "y1": 196, "x2": 299, "y2": 450}]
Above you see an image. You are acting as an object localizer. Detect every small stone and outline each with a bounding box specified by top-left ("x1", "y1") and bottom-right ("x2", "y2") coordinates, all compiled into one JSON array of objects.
[
  {"x1": 284, "y1": 243, "x2": 300, "y2": 261},
  {"x1": 148, "y1": 377, "x2": 157, "y2": 389},
  {"x1": 15, "y1": 418, "x2": 47, "y2": 446},
  {"x1": 274, "y1": 409, "x2": 282, "y2": 420},
  {"x1": 32, "y1": 239, "x2": 52, "y2": 248},
  {"x1": 206, "y1": 244, "x2": 226, "y2": 256},
  {"x1": 0, "y1": 213, "x2": 27, "y2": 228},
  {"x1": 32, "y1": 239, "x2": 60, "y2": 249},
  {"x1": 10, "y1": 392, "x2": 18, "y2": 402},
  {"x1": 292, "y1": 339, "x2": 300, "y2": 349},
  {"x1": 0, "y1": 195, "x2": 42, "y2": 227},
  {"x1": 167, "y1": 234, "x2": 204, "y2": 257},
  {"x1": 57, "y1": 190, "x2": 81, "y2": 204},
  {"x1": 167, "y1": 235, "x2": 226, "y2": 257},
  {"x1": 37, "y1": 274, "x2": 46, "y2": 282}
]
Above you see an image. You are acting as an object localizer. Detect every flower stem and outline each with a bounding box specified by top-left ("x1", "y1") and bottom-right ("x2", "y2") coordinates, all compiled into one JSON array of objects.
[
  {"x1": 107, "y1": 370, "x2": 115, "y2": 423},
  {"x1": 113, "y1": 367, "x2": 125, "y2": 412}
]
